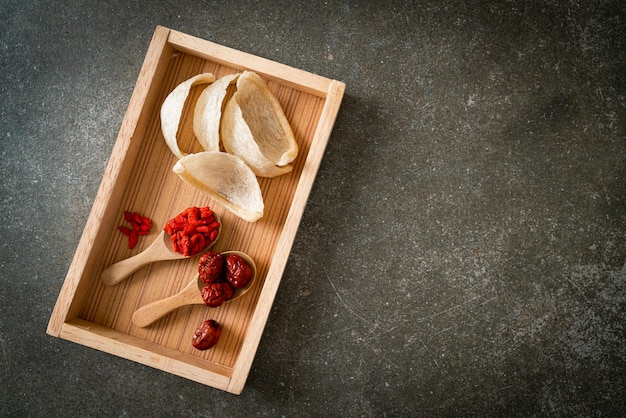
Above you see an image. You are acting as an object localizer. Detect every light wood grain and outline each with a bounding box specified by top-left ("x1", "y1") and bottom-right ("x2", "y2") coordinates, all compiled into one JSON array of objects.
[{"x1": 47, "y1": 26, "x2": 345, "y2": 394}]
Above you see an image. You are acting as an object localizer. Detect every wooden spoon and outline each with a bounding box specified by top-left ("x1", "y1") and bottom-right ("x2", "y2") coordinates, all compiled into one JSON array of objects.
[
  {"x1": 100, "y1": 217, "x2": 221, "y2": 286},
  {"x1": 131, "y1": 251, "x2": 256, "y2": 327}
]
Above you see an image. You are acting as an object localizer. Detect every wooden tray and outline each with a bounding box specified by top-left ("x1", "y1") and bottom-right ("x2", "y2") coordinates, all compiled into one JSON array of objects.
[{"x1": 47, "y1": 26, "x2": 345, "y2": 394}]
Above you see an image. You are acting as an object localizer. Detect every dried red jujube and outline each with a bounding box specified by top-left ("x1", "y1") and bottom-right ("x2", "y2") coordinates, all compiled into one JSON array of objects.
[
  {"x1": 191, "y1": 319, "x2": 222, "y2": 350},
  {"x1": 225, "y1": 254, "x2": 253, "y2": 288},
  {"x1": 201, "y1": 282, "x2": 234, "y2": 307},
  {"x1": 198, "y1": 252, "x2": 224, "y2": 284}
]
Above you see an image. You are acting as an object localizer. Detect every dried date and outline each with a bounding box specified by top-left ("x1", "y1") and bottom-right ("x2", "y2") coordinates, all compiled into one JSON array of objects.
[
  {"x1": 201, "y1": 282, "x2": 234, "y2": 307},
  {"x1": 225, "y1": 254, "x2": 253, "y2": 288},
  {"x1": 191, "y1": 319, "x2": 222, "y2": 350},
  {"x1": 198, "y1": 251, "x2": 224, "y2": 284}
]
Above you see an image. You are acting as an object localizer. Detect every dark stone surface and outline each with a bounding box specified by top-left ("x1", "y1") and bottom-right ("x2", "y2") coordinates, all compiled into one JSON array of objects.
[{"x1": 1, "y1": 0, "x2": 624, "y2": 416}]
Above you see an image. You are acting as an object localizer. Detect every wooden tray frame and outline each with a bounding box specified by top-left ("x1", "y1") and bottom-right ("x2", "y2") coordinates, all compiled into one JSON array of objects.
[{"x1": 47, "y1": 26, "x2": 345, "y2": 394}]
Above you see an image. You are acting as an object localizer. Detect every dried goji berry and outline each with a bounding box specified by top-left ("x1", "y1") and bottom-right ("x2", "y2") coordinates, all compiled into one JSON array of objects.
[
  {"x1": 183, "y1": 224, "x2": 196, "y2": 236},
  {"x1": 138, "y1": 223, "x2": 151, "y2": 232},
  {"x1": 119, "y1": 211, "x2": 153, "y2": 249},
  {"x1": 195, "y1": 225, "x2": 210, "y2": 234},
  {"x1": 171, "y1": 237, "x2": 180, "y2": 253},
  {"x1": 195, "y1": 234, "x2": 206, "y2": 256},
  {"x1": 163, "y1": 206, "x2": 220, "y2": 257},
  {"x1": 118, "y1": 226, "x2": 132, "y2": 236},
  {"x1": 189, "y1": 233, "x2": 199, "y2": 247},
  {"x1": 128, "y1": 230, "x2": 138, "y2": 249}
]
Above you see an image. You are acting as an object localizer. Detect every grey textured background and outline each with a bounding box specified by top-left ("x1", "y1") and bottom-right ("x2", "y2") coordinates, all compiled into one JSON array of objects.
[{"x1": 1, "y1": 0, "x2": 625, "y2": 416}]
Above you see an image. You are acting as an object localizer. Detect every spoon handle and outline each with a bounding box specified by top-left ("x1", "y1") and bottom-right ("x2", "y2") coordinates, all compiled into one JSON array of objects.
[
  {"x1": 101, "y1": 231, "x2": 176, "y2": 286},
  {"x1": 101, "y1": 252, "x2": 152, "y2": 286},
  {"x1": 131, "y1": 280, "x2": 202, "y2": 327}
]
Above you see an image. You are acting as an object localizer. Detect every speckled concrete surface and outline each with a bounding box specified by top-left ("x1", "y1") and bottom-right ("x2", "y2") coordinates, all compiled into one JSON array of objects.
[{"x1": 1, "y1": 0, "x2": 625, "y2": 416}]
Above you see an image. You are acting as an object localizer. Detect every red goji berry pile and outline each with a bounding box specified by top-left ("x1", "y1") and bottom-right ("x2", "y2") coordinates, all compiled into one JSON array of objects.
[
  {"x1": 163, "y1": 206, "x2": 220, "y2": 257},
  {"x1": 118, "y1": 211, "x2": 153, "y2": 249}
]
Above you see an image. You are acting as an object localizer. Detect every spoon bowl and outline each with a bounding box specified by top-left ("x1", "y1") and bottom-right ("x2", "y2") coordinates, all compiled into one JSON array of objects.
[
  {"x1": 100, "y1": 216, "x2": 221, "y2": 286},
  {"x1": 131, "y1": 251, "x2": 256, "y2": 328}
]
